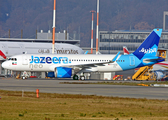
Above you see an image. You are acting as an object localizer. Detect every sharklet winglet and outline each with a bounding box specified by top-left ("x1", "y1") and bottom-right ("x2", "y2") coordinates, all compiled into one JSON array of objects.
[{"x1": 110, "y1": 51, "x2": 120, "y2": 63}]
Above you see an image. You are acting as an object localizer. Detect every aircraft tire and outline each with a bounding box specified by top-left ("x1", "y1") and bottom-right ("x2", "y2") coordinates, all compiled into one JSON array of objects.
[
  {"x1": 80, "y1": 76, "x2": 85, "y2": 81},
  {"x1": 73, "y1": 75, "x2": 79, "y2": 80}
]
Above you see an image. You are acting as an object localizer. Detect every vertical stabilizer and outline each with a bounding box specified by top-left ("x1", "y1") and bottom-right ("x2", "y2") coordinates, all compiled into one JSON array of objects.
[
  {"x1": 123, "y1": 46, "x2": 129, "y2": 55},
  {"x1": 133, "y1": 29, "x2": 162, "y2": 59}
]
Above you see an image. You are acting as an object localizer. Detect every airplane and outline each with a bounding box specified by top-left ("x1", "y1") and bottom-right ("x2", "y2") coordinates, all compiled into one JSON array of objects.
[
  {"x1": 123, "y1": 46, "x2": 129, "y2": 55},
  {"x1": 153, "y1": 62, "x2": 168, "y2": 71},
  {"x1": 123, "y1": 42, "x2": 167, "y2": 80},
  {"x1": 2, "y1": 29, "x2": 164, "y2": 80},
  {"x1": 0, "y1": 42, "x2": 84, "y2": 60}
]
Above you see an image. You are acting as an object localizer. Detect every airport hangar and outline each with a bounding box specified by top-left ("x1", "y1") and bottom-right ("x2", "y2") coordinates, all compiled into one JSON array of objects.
[
  {"x1": 1, "y1": 30, "x2": 168, "y2": 80},
  {"x1": 0, "y1": 30, "x2": 81, "y2": 77}
]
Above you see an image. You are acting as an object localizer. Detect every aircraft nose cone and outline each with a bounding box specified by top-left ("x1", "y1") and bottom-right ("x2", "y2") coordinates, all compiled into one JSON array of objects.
[{"x1": 2, "y1": 61, "x2": 8, "y2": 69}]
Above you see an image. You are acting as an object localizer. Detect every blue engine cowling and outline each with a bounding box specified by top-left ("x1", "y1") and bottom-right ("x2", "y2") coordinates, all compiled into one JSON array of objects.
[{"x1": 55, "y1": 67, "x2": 72, "y2": 78}]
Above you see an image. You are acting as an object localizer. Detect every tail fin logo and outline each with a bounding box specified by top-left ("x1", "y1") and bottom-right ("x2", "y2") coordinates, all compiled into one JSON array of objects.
[
  {"x1": 133, "y1": 29, "x2": 162, "y2": 59},
  {"x1": 123, "y1": 46, "x2": 129, "y2": 55},
  {"x1": 0, "y1": 50, "x2": 7, "y2": 59},
  {"x1": 139, "y1": 48, "x2": 157, "y2": 54}
]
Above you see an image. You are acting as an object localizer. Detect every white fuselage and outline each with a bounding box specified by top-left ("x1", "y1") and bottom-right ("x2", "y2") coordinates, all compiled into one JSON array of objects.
[
  {"x1": 0, "y1": 42, "x2": 84, "y2": 60},
  {"x1": 152, "y1": 61, "x2": 168, "y2": 71},
  {"x1": 2, "y1": 54, "x2": 123, "y2": 72}
]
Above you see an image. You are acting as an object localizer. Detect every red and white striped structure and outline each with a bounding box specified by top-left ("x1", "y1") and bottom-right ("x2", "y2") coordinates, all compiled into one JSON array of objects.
[
  {"x1": 90, "y1": 10, "x2": 95, "y2": 54},
  {"x1": 96, "y1": 0, "x2": 99, "y2": 54},
  {"x1": 52, "y1": 0, "x2": 56, "y2": 54}
]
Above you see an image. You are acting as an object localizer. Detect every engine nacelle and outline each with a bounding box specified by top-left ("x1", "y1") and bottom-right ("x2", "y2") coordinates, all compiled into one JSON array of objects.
[
  {"x1": 154, "y1": 71, "x2": 164, "y2": 80},
  {"x1": 55, "y1": 67, "x2": 72, "y2": 78}
]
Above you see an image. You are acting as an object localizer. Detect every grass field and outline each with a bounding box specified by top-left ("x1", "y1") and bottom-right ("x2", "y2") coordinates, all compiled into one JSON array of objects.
[
  {"x1": 60, "y1": 81, "x2": 168, "y2": 86},
  {"x1": 0, "y1": 90, "x2": 168, "y2": 120}
]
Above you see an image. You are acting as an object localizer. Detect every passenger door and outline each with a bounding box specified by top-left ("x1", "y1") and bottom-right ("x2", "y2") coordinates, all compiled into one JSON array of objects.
[
  {"x1": 22, "y1": 55, "x2": 28, "y2": 65},
  {"x1": 129, "y1": 56, "x2": 135, "y2": 66}
]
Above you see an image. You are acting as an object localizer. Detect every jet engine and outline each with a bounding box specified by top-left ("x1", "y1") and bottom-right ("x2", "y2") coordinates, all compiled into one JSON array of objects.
[
  {"x1": 54, "y1": 67, "x2": 72, "y2": 78},
  {"x1": 154, "y1": 71, "x2": 164, "y2": 80}
]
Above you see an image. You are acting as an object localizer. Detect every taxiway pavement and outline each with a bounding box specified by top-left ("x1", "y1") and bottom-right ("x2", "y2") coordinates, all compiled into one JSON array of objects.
[{"x1": 0, "y1": 78, "x2": 167, "y2": 100}]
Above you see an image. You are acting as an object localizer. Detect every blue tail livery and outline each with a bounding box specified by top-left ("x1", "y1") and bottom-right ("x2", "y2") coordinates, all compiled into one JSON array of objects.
[
  {"x1": 117, "y1": 29, "x2": 164, "y2": 70},
  {"x1": 133, "y1": 29, "x2": 162, "y2": 59}
]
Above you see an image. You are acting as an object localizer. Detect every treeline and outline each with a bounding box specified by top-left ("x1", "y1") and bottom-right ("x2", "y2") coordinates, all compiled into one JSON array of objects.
[{"x1": 0, "y1": 0, "x2": 168, "y2": 47}]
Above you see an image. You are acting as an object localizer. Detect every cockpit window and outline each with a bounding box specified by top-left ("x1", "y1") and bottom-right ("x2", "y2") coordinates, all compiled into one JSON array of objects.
[{"x1": 8, "y1": 58, "x2": 17, "y2": 61}]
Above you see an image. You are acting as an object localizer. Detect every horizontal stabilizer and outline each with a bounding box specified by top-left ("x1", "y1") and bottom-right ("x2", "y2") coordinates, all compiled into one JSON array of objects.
[{"x1": 143, "y1": 57, "x2": 165, "y2": 62}]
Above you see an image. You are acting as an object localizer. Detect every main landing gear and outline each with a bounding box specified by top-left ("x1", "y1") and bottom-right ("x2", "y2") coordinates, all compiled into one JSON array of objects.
[
  {"x1": 73, "y1": 74, "x2": 85, "y2": 80},
  {"x1": 80, "y1": 76, "x2": 85, "y2": 81},
  {"x1": 73, "y1": 74, "x2": 79, "y2": 80}
]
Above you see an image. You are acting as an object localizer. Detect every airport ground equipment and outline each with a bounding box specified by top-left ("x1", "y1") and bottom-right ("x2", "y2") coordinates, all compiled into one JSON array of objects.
[
  {"x1": 132, "y1": 50, "x2": 166, "y2": 81},
  {"x1": 15, "y1": 71, "x2": 31, "y2": 79},
  {"x1": 132, "y1": 66, "x2": 155, "y2": 80},
  {"x1": 113, "y1": 75, "x2": 123, "y2": 80},
  {"x1": 15, "y1": 72, "x2": 21, "y2": 79}
]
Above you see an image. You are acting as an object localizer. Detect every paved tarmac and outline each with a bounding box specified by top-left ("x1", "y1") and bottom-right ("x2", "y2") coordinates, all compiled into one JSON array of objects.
[{"x1": 0, "y1": 78, "x2": 168, "y2": 100}]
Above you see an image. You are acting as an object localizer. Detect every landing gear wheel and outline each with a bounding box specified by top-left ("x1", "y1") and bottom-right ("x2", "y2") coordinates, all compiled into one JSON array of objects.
[
  {"x1": 80, "y1": 76, "x2": 85, "y2": 81},
  {"x1": 73, "y1": 75, "x2": 79, "y2": 80}
]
